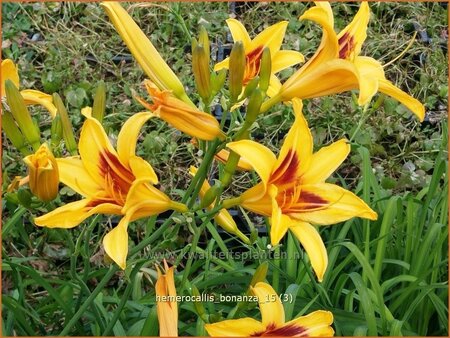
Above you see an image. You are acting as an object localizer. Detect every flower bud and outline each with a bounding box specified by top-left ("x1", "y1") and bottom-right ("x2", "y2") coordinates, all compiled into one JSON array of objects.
[
  {"x1": 229, "y1": 41, "x2": 246, "y2": 102},
  {"x1": 92, "y1": 81, "x2": 106, "y2": 123},
  {"x1": 259, "y1": 48, "x2": 271, "y2": 93},
  {"x1": 249, "y1": 262, "x2": 269, "y2": 287},
  {"x1": 245, "y1": 88, "x2": 264, "y2": 125},
  {"x1": 23, "y1": 143, "x2": 59, "y2": 201},
  {"x1": 192, "y1": 42, "x2": 211, "y2": 102},
  {"x1": 243, "y1": 75, "x2": 259, "y2": 98},
  {"x1": 211, "y1": 69, "x2": 227, "y2": 96},
  {"x1": 198, "y1": 25, "x2": 210, "y2": 62},
  {"x1": 2, "y1": 110, "x2": 30, "y2": 155},
  {"x1": 52, "y1": 93, "x2": 78, "y2": 155},
  {"x1": 5, "y1": 80, "x2": 41, "y2": 151},
  {"x1": 51, "y1": 113, "x2": 63, "y2": 146}
]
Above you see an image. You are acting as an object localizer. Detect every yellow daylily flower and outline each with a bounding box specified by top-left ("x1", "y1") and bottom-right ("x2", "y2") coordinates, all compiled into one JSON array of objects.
[
  {"x1": 101, "y1": 2, "x2": 193, "y2": 106},
  {"x1": 156, "y1": 260, "x2": 178, "y2": 337},
  {"x1": 136, "y1": 80, "x2": 225, "y2": 141},
  {"x1": 23, "y1": 143, "x2": 59, "y2": 201},
  {"x1": 227, "y1": 99, "x2": 377, "y2": 281},
  {"x1": 214, "y1": 19, "x2": 304, "y2": 97},
  {"x1": 1, "y1": 59, "x2": 57, "y2": 118},
  {"x1": 205, "y1": 282, "x2": 334, "y2": 337},
  {"x1": 189, "y1": 166, "x2": 250, "y2": 244},
  {"x1": 277, "y1": 2, "x2": 424, "y2": 121},
  {"x1": 34, "y1": 108, "x2": 187, "y2": 269}
]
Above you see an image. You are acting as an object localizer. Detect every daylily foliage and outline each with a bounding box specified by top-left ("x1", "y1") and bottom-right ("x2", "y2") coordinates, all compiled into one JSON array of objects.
[{"x1": 3, "y1": 1, "x2": 428, "y2": 337}]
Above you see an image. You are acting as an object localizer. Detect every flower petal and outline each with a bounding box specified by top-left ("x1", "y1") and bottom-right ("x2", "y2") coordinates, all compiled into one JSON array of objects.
[
  {"x1": 20, "y1": 89, "x2": 58, "y2": 118},
  {"x1": 290, "y1": 222, "x2": 328, "y2": 282},
  {"x1": 117, "y1": 111, "x2": 154, "y2": 166},
  {"x1": 34, "y1": 199, "x2": 122, "y2": 228},
  {"x1": 56, "y1": 157, "x2": 103, "y2": 197},
  {"x1": 285, "y1": 310, "x2": 334, "y2": 336},
  {"x1": 226, "y1": 140, "x2": 277, "y2": 194},
  {"x1": 1, "y1": 59, "x2": 19, "y2": 96},
  {"x1": 280, "y1": 59, "x2": 360, "y2": 102},
  {"x1": 205, "y1": 318, "x2": 265, "y2": 337},
  {"x1": 266, "y1": 74, "x2": 282, "y2": 98},
  {"x1": 291, "y1": 183, "x2": 378, "y2": 225},
  {"x1": 271, "y1": 99, "x2": 312, "y2": 187},
  {"x1": 79, "y1": 110, "x2": 134, "y2": 187},
  {"x1": 269, "y1": 185, "x2": 291, "y2": 245},
  {"x1": 378, "y1": 79, "x2": 425, "y2": 122},
  {"x1": 337, "y1": 1, "x2": 370, "y2": 58},
  {"x1": 240, "y1": 183, "x2": 272, "y2": 214},
  {"x1": 353, "y1": 56, "x2": 384, "y2": 105},
  {"x1": 301, "y1": 139, "x2": 350, "y2": 184},
  {"x1": 226, "y1": 18, "x2": 252, "y2": 48},
  {"x1": 272, "y1": 50, "x2": 305, "y2": 73},
  {"x1": 156, "y1": 266, "x2": 178, "y2": 337},
  {"x1": 251, "y1": 282, "x2": 285, "y2": 327},
  {"x1": 250, "y1": 21, "x2": 288, "y2": 57},
  {"x1": 128, "y1": 156, "x2": 158, "y2": 184},
  {"x1": 103, "y1": 214, "x2": 130, "y2": 269}
]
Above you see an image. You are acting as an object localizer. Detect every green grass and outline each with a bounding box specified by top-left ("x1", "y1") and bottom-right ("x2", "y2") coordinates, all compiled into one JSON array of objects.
[{"x1": 2, "y1": 1, "x2": 448, "y2": 336}]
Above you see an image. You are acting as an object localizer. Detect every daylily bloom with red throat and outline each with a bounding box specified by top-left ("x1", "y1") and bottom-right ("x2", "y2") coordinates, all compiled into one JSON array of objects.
[
  {"x1": 205, "y1": 282, "x2": 334, "y2": 337},
  {"x1": 136, "y1": 80, "x2": 225, "y2": 141},
  {"x1": 273, "y1": 2, "x2": 424, "y2": 121},
  {"x1": 34, "y1": 108, "x2": 187, "y2": 269},
  {"x1": 156, "y1": 260, "x2": 178, "y2": 337},
  {"x1": 227, "y1": 99, "x2": 377, "y2": 281},
  {"x1": 214, "y1": 19, "x2": 304, "y2": 97},
  {"x1": 1, "y1": 59, "x2": 57, "y2": 117}
]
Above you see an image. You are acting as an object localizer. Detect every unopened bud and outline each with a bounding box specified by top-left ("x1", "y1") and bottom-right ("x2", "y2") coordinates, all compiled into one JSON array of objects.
[
  {"x1": 243, "y1": 76, "x2": 259, "y2": 98},
  {"x1": 191, "y1": 285, "x2": 208, "y2": 320},
  {"x1": 5, "y1": 80, "x2": 40, "y2": 151},
  {"x1": 23, "y1": 143, "x2": 59, "y2": 201},
  {"x1": 192, "y1": 43, "x2": 211, "y2": 101},
  {"x1": 211, "y1": 69, "x2": 227, "y2": 96},
  {"x1": 51, "y1": 113, "x2": 63, "y2": 146},
  {"x1": 53, "y1": 93, "x2": 78, "y2": 155},
  {"x1": 245, "y1": 88, "x2": 264, "y2": 125},
  {"x1": 200, "y1": 184, "x2": 221, "y2": 209},
  {"x1": 92, "y1": 81, "x2": 106, "y2": 123},
  {"x1": 259, "y1": 48, "x2": 271, "y2": 92},
  {"x1": 2, "y1": 110, "x2": 30, "y2": 155},
  {"x1": 229, "y1": 41, "x2": 246, "y2": 102},
  {"x1": 198, "y1": 26, "x2": 210, "y2": 62}
]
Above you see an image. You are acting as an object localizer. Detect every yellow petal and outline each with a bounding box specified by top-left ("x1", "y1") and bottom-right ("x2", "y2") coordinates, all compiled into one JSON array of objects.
[
  {"x1": 269, "y1": 185, "x2": 290, "y2": 245},
  {"x1": 226, "y1": 18, "x2": 252, "y2": 48},
  {"x1": 103, "y1": 214, "x2": 130, "y2": 269},
  {"x1": 20, "y1": 89, "x2": 58, "y2": 118},
  {"x1": 156, "y1": 266, "x2": 178, "y2": 337},
  {"x1": 291, "y1": 183, "x2": 378, "y2": 225},
  {"x1": 128, "y1": 156, "x2": 158, "y2": 184},
  {"x1": 337, "y1": 2, "x2": 370, "y2": 59},
  {"x1": 56, "y1": 157, "x2": 103, "y2": 197},
  {"x1": 378, "y1": 79, "x2": 425, "y2": 122},
  {"x1": 313, "y1": 2, "x2": 334, "y2": 27},
  {"x1": 301, "y1": 139, "x2": 350, "y2": 184},
  {"x1": 266, "y1": 74, "x2": 282, "y2": 98},
  {"x1": 271, "y1": 50, "x2": 305, "y2": 73},
  {"x1": 250, "y1": 21, "x2": 288, "y2": 57},
  {"x1": 353, "y1": 56, "x2": 384, "y2": 105},
  {"x1": 213, "y1": 58, "x2": 229, "y2": 72},
  {"x1": 241, "y1": 183, "x2": 272, "y2": 215},
  {"x1": 280, "y1": 59, "x2": 359, "y2": 102},
  {"x1": 226, "y1": 140, "x2": 277, "y2": 194},
  {"x1": 285, "y1": 310, "x2": 334, "y2": 336},
  {"x1": 101, "y1": 2, "x2": 192, "y2": 104},
  {"x1": 270, "y1": 99, "x2": 312, "y2": 187},
  {"x1": 251, "y1": 282, "x2": 285, "y2": 327},
  {"x1": 290, "y1": 222, "x2": 328, "y2": 282},
  {"x1": 34, "y1": 199, "x2": 122, "y2": 228},
  {"x1": 79, "y1": 111, "x2": 133, "y2": 187},
  {"x1": 205, "y1": 318, "x2": 265, "y2": 337},
  {"x1": 1, "y1": 59, "x2": 19, "y2": 96},
  {"x1": 299, "y1": 5, "x2": 339, "y2": 69},
  {"x1": 117, "y1": 111, "x2": 153, "y2": 165}
]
